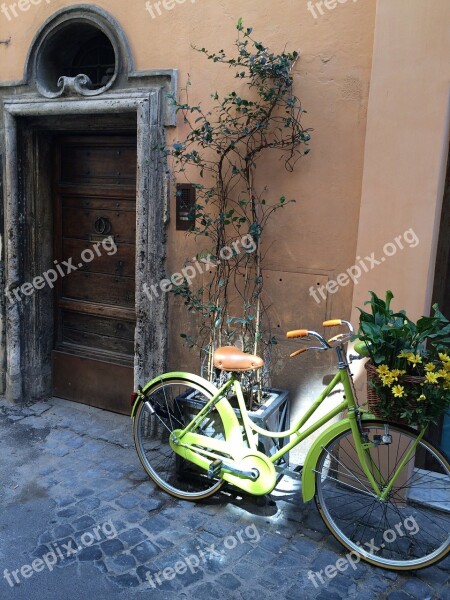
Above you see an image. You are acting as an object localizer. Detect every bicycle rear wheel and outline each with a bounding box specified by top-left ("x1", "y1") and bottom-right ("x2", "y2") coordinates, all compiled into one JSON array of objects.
[
  {"x1": 133, "y1": 376, "x2": 225, "y2": 500},
  {"x1": 315, "y1": 421, "x2": 450, "y2": 570}
]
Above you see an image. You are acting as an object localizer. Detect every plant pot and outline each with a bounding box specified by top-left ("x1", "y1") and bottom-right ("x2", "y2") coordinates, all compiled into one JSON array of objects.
[
  {"x1": 364, "y1": 361, "x2": 424, "y2": 424},
  {"x1": 176, "y1": 387, "x2": 290, "y2": 465}
]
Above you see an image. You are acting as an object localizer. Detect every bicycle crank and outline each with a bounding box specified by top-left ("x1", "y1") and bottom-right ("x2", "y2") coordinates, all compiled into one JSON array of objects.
[
  {"x1": 221, "y1": 451, "x2": 276, "y2": 495},
  {"x1": 207, "y1": 458, "x2": 258, "y2": 481}
]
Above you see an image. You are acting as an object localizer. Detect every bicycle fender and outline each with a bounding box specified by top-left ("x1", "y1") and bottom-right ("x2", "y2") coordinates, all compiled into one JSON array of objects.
[
  {"x1": 131, "y1": 371, "x2": 244, "y2": 447},
  {"x1": 301, "y1": 418, "x2": 355, "y2": 503},
  {"x1": 131, "y1": 371, "x2": 214, "y2": 418}
]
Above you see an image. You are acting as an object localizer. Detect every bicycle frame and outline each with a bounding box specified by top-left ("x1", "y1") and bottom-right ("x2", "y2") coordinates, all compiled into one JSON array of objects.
[{"x1": 132, "y1": 353, "x2": 426, "y2": 501}]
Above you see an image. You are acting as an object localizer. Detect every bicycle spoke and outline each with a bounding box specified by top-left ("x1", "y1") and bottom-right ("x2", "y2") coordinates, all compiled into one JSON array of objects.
[
  {"x1": 349, "y1": 499, "x2": 378, "y2": 543},
  {"x1": 320, "y1": 448, "x2": 375, "y2": 496}
]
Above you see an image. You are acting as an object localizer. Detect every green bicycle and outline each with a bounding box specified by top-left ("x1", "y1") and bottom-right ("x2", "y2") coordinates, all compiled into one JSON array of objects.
[{"x1": 131, "y1": 319, "x2": 450, "y2": 570}]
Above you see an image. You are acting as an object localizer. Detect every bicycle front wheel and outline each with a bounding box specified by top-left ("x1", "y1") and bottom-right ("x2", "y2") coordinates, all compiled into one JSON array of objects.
[
  {"x1": 133, "y1": 376, "x2": 226, "y2": 500},
  {"x1": 315, "y1": 421, "x2": 450, "y2": 570}
]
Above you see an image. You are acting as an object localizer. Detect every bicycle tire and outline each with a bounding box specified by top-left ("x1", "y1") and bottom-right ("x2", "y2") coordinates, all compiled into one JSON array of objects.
[
  {"x1": 315, "y1": 420, "x2": 450, "y2": 570},
  {"x1": 133, "y1": 375, "x2": 225, "y2": 500}
]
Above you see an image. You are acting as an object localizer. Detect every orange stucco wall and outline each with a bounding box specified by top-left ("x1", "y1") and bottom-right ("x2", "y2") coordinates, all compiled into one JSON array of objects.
[
  {"x1": 349, "y1": 0, "x2": 450, "y2": 398},
  {"x1": 351, "y1": 0, "x2": 450, "y2": 323}
]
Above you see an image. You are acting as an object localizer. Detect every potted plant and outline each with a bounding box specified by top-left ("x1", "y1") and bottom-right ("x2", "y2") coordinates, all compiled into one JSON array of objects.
[
  {"x1": 355, "y1": 290, "x2": 450, "y2": 428},
  {"x1": 164, "y1": 19, "x2": 311, "y2": 409}
]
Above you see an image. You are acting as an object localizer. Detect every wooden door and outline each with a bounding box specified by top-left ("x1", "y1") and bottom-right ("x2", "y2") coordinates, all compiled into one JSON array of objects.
[
  {"x1": 52, "y1": 135, "x2": 137, "y2": 414},
  {"x1": 429, "y1": 143, "x2": 450, "y2": 458}
]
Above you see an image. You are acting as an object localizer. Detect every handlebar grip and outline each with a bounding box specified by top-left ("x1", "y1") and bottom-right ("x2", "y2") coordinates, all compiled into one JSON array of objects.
[
  {"x1": 323, "y1": 319, "x2": 342, "y2": 327},
  {"x1": 290, "y1": 348, "x2": 308, "y2": 358},
  {"x1": 286, "y1": 329, "x2": 309, "y2": 339}
]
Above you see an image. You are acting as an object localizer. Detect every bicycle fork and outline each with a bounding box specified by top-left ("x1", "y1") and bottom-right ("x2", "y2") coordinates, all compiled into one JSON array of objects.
[{"x1": 350, "y1": 412, "x2": 426, "y2": 500}]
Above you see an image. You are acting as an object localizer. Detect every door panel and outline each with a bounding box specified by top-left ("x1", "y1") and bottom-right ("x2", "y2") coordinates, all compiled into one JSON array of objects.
[
  {"x1": 52, "y1": 353, "x2": 135, "y2": 413},
  {"x1": 61, "y1": 327, "x2": 135, "y2": 356},
  {"x1": 60, "y1": 143, "x2": 136, "y2": 186},
  {"x1": 62, "y1": 204, "x2": 136, "y2": 243},
  {"x1": 61, "y1": 271, "x2": 135, "y2": 307},
  {"x1": 61, "y1": 239, "x2": 135, "y2": 277},
  {"x1": 52, "y1": 135, "x2": 137, "y2": 414},
  {"x1": 62, "y1": 311, "x2": 135, "y2": 342}
]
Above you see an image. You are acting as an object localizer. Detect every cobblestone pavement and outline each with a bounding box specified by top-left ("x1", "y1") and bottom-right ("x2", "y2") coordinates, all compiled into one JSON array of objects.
[{"x1": 0, "y1": 397, "x2": 448, "y2": 600}]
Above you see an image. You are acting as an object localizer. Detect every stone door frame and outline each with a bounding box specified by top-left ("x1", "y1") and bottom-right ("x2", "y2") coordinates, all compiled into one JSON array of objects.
[{"x1": 1, "y1": 91, "x2": 168, "y2": 402}]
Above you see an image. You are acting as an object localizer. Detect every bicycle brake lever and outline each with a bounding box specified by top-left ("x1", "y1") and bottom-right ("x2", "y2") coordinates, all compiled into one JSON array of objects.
[
  {"x1": 290, "y1": 344, "x2": 328, "y2": 358},
  {"x1": 290, "y1": 348, "x2": 308, "y2": 358}
]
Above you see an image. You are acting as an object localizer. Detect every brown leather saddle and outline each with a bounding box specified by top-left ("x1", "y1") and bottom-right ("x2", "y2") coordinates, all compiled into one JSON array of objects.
[{"x1": 213, "y1": 346, "x2": 264, "y2": 372}]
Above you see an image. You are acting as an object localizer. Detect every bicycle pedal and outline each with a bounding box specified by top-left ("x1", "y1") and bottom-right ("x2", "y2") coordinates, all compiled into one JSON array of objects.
[{"x1": 207, "y1": 459, "x2": 222, "y2": 479}]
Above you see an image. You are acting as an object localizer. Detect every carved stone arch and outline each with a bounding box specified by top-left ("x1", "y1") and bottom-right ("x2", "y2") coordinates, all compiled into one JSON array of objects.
[{"x1": 25, "y1": 4, "x2": 134, "y2": 97}]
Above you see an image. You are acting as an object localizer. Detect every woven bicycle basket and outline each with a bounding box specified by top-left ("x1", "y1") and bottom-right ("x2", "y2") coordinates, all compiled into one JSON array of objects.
[{"x1": 364, "y1": 361, "x2": 425, "y2": 422}]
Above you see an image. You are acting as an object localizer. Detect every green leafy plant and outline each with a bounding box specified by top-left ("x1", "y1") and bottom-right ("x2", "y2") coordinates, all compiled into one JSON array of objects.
[
  {"x1": 165, "y1": 20, "x2": 311, "y2": 387},
  {"x1": 355, "y1": 290, "x2": 450, "y2": 427}
]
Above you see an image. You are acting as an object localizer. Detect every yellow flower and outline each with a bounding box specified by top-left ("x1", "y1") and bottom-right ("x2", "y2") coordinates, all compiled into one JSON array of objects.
[
  {"x1": 380, "y1": 373, "x2": 395, "y2": 386},
  {"x1": 407, "y1": 354, "x2": 422, "y2": 366},
  {"x1": 418, "y1": 394, "x2": 426, "y2": 401},
  {"x1": 424, "y1": 363, "x2": 436, "y2": 372},
  {"x1": 390, "y1": 369, "x2": 406, "y2": 378},
  {"x1": 398, "y1": 350, "x2": 413, "y2": 359},
  {"x1": 438, "y1": 352, "x2": 450, "y2": 363},
  {"x1": 437, "y1": 369, "x2": 448, "y2": 379},
  {"x1": 425, "y1": 372, "x2": 441, "y2": 384},
  {"x1": 392, "y1": 385, "x2": 405, "y2": 398},
  {"x1": 376, "y1": 364, "x2": 390, "y2": 375}
]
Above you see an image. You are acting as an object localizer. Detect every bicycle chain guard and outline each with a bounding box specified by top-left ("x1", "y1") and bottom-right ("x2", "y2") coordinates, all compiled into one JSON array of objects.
[{"x1": 170, "y1": 431, "x2": 276, "y2": 496}]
